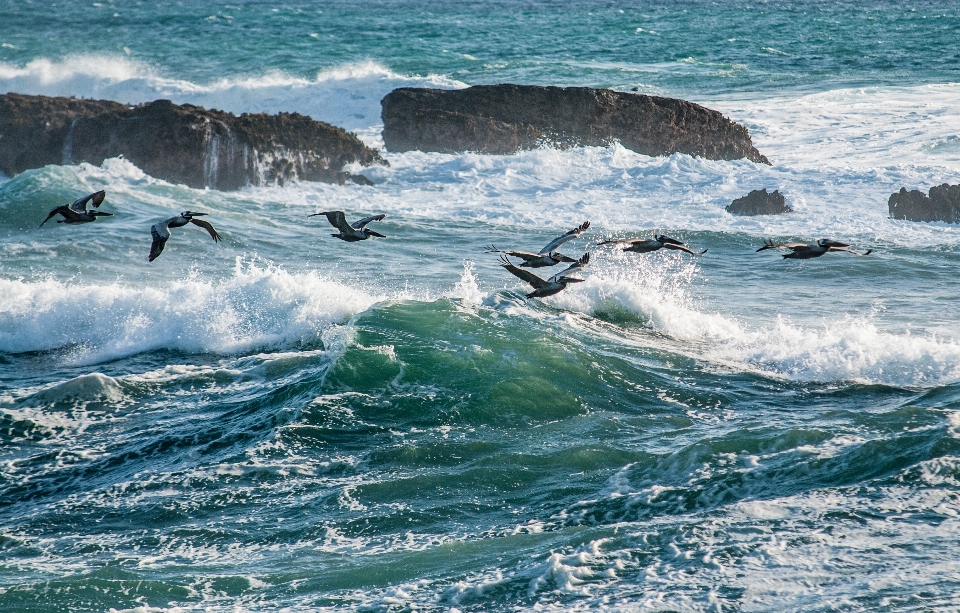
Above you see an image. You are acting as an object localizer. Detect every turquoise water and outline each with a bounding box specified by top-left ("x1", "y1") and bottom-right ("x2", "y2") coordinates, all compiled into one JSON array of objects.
[{"x1": 2, "y1": 2, "x2": 960, "y2": 612}]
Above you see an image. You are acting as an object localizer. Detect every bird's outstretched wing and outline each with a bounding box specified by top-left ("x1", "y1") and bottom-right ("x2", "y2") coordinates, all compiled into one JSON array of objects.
[
  {"x1": 189, "y1": 217, "x2": 223, "y2": 242},
  {"x1": 351, "y1": 213, "x2": 385, "y2": 229},
  {"x1": 549, "y1": 251, "x2": 589, "y2": 281},
  {"x1": 597, "y1": 238, "x2": 640, "y2": 246},
  {"x1": 39, "y1": 206, "x2": 67, "y2": 227},
  {"x1": 657, "y1": 236, "x2": 706, "y2": 255},
  {"x1": 499, "y1": 254, "x2": 549, "y2": 289},
  {"x1": 538, "y1": 221, "x2": 591, "y2": 254},
  {"x1": 310, "y1": 210, "x2": 352, "y2": 233},
  {"x1": 827, "y1": 246, "x2": 873, "y2": 256},
  {"x1": 757, "y1": 239, "x2": 808, "y2": 252},
  {"x1": 148, "y1": 220, "x2": 172, "y2": 262},
  {"x1": 67, "y1": 190, "x2": 106, "y2": 213},
  {"x1": 486, "y1": 246, "x2": 543, "y2": 262}
]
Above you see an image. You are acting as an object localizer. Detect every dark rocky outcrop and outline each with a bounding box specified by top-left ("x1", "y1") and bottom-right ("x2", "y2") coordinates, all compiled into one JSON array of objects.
[
  {"x1": 381, "y1": 84, "x2": 770, "y2": 164},
  {"x1": 0, "y1": 93, "x2": 385, "y2": 190},
  {"x1": 726, "y1": 188, "x2": 791, "y2": 216},
  {"x1": 888, "y1": 184, "x2": 960, "y2": 223}
]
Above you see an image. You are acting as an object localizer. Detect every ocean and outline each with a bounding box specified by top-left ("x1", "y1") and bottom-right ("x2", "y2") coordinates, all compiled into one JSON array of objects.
[{"x1": 2, "y1": 1, "x2": 960, "y2": 611}]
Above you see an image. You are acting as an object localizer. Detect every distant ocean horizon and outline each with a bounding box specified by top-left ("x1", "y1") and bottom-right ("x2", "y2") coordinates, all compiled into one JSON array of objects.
[{"x1": 2, "y1": 1, "x2": 960, "y2": 611}]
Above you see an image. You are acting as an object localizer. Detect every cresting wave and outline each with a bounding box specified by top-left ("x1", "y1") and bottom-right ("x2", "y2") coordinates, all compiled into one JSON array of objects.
[
  {"x1": 0, "y1": 55, "x2": 463, "y2": 136},
  {"x1": 0, "y1": 261, "x2": 378, "y2": 364}
]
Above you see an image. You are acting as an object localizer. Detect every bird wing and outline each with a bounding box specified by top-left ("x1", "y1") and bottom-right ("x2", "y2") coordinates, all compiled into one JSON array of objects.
[
  {"x1": 489, "y1": 249, "x2": 543, "y2": 262},
  {"x1": 351, "y1": 213, "x2": 385, "y2": 229},
  {"x1": 68, "y1": 190, "x2": 106, "y2": 213},
  {"x1": 149, "y1": 219, "x2": 172, "y2": 262},
  {"x1": 189, "y1": 217, "x2": 223, "y2": 242},
  {"x1": 662, "y1": 242, "x2": 707, "y2": 255},
  {"x1": 309, "y1": 210, "x2": 352, "y2": 232},
  {"x1": 499, "y1": 255, "x2": 548, "y2": 288},
  {"x1": 538, "y1": 221, "x2": 591, "y2": 254},
  {"x1": 549, "y1": 252, "x2": 590, "y2": 282},
  {"x1": 757, "y1": 239, "x2": 808, "y2": 252},
  {"x1": 827, "y1": 246, "x2": 872, "y2": 256},
  {"x1": 39, "y1": 205, "x2": 67, "y2": 227},
  {"x1": 598, "y1": 237, "x2": 642, "y2": 246}
]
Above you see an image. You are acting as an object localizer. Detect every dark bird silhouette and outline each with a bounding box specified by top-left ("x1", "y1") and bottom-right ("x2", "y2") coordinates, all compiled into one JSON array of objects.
[
  {"x1": 486, "y1": 221, "x2": 590, "y2": 268},
  {"x1": 756, "y1": 238, "x2": 872, "y2": 259},
  {"x1": 500, "y1": 252, "x2": 590, "y2": 298},
  {"x1": 599, "y1": 234, "x2": 706, "y2": 256},
  {"x1": 149, "y1": 211, "x2": 222, "y2": 262},
  {"x1": 40, "y1": 190, "x2": 111, "y2": 227},
  {"x1": 309, "y1": 210, "x2": 386, "y2": 241}
]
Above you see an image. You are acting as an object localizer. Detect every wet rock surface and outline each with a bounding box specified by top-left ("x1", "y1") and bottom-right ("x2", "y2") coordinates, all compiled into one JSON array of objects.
[
  {"x1": 381, "y1": 84, "x2": 770, "y2": 163},
  {"x1": 888, "y1": 184, "x2": 960, "y2": 223},
  {"x1": 0, "y1": 93, "x2": 385, "y2": 190},
  {"x1": 726, "y1": 188, "x2": 792, "y2": 216}
]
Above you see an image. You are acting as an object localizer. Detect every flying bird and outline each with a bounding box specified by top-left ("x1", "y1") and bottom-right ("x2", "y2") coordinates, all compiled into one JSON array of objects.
[
  {"x1": 309, "y1": 210, "x2": 386, "y2": 241},
  {"x1": 599, "y1": 234, "x2": 706, "y2": 256},
  {"x1": 500, "y1": 252, "x2": 590, "y2": 298},
  {"x1": 149, "y1": 211, "x2": 222, "y2": 262},
  {"x1": 39, "y1": 190, "x2": 111, "y2": 227},
  {"x1": 756, "y1": 238, "x2": 872, "y2": 259},
  {"x1": 485, "y1": 221, "x2": 591, "y2": 268}
]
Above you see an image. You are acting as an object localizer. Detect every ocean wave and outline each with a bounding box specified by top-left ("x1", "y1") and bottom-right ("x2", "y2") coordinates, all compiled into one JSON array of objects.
[
  {"x1": 0, "y1": 261, "x2": 379, "y2": 364},
  {"x1": 552, "y1": 255, "x2": 960, "y2": 387},
  {"x1": 0, "y1": 54, "x2": 464, "y2": 134}
]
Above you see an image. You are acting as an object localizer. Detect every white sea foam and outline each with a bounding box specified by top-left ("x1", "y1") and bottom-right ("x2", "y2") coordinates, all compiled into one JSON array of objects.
[
  {"x1": 0, "y1": 261, "x2": 378, "y2": 364},
  {"x1": 551, "y1": 254, "x2": 960, "y2": 387},
  {"x1": 0, "y1": 55, "x2": 463, "y2": 135}
]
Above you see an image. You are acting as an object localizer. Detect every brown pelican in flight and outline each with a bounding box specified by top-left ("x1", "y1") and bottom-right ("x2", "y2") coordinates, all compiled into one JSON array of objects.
[
  {"x1": 599, "y1": 234, "x2": 706, "y2": 256},
  {"x1": 756, "y1": 238, "x2": 872, "y2": 259},
  {"x1": 149, "y1": 211, "x2": 222, "y2": 262},
  {"x1": 500, "y1": 252, "x2": 590, "y2": 298},
  {"x1": 39, "y1": 190, "x2": 111, "y2": 227},
  {"x1": 486, "y1": 221, "x2": 591, "y2": 268},
  {"x1": 309, "y1": 210, "x2": 386, "y2": 241}
]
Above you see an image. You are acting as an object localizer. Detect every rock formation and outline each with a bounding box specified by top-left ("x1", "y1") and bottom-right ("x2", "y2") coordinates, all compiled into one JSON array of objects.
[
  {"x1": 0, "y1": 93, "x2": 385, "y2": 190},
  {"x1": 726, "y1": 188, "x2": 791, "y2": 216},
  {"x1": 888, "y1": 184, "x2": 960, "y2": 223},
  {"x1": 381, "y1": 84, "x2": 770, "y2": 164}
]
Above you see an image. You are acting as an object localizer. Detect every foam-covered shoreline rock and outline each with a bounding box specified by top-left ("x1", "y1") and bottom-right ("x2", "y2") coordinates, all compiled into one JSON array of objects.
[
  {"x1": 0, "y1": 93, "x2": 385, "y2": 190},
  {"x1": 888, "y1": 184, "x2": 960, "y2": 223},
  {"x1": 381, "y1": 84, "x2": 770, "y2": 164},
  {"x1": 726, "y1": 188, "x2": 791, "y2": 216}
]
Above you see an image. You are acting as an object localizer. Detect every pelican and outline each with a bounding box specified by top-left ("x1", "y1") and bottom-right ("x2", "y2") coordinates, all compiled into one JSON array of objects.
[
  {"x1": 39, "y1": 190, "x2": 111, "y2": 227},
  {"x1": 309, "y1": 210, "x2": 386, "y2": 241},
  {"x1": 500, "y1": 252, "x2": 590, "y2": 298},
  {"x1": 485, "y1": 221, "x2": 591, "y2": 268},
  {"x1": 756, "y1": 238, "x2": 872, "y2": 259},
  {"x1": 599, "y1": 234, "x2": 706, "y2": 256},
  {"x1": 149, "y1": 211, "x2": 222, "y2": 262}
]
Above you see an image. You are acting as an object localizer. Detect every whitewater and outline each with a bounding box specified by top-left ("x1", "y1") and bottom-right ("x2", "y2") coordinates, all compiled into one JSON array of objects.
[{"x1": 2, "y1": 2, "x2": 960, "y2": 612}]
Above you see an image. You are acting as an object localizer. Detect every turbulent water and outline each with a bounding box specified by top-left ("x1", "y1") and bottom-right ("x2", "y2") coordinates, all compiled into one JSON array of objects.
[{"x1": 2, "y1": 1, "x2": 960, "y2": 611}]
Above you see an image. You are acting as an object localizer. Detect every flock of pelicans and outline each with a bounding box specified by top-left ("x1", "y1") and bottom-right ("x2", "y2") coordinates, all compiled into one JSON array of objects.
[{"x1": 41, "y1": 190, "x2": 874, "y2": 298}]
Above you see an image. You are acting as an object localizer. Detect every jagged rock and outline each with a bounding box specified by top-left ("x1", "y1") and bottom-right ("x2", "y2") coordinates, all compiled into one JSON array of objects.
[
  {"x1": 0, "y1": 93, "x2": 385, "y2": 190},
  {"x1": 381, "y1": 84, "x2": 770, "y2": 163},
  {"x1": 888, "y1": 184, "x2": 960, "y2": 223},
  {"x1": 726, "y1": 188, "x2": 791, "y2": 216}
]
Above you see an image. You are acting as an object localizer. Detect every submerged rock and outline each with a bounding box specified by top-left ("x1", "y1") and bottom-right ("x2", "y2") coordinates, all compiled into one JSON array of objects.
[
  {"x1": 0, "y1": 93, "x2": 385, "y2": 190},
  {"x1": 888, "y1": 184, "x2": 960, "y2": 223},
  {"x1": 381, "y1": 84, "x2": 770, "y2": 164},
  {"x1": 726, "y1": 188, "x2": 792, "y2": 216}
]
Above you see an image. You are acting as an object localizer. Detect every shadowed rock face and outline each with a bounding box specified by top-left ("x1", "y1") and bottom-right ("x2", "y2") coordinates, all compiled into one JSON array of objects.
[
  {"x1": 726, "y1": 188, "x2": 792, "y2": 216},
  {"x1": 889, "y1": 184, "x2": 960, "y2": 223},
  {"x1": 0, "y1": 93, "x2": 385, "y2": 189},
  {"x1": 381, "y1": 84, "x2": 770, "y2": 164}
]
